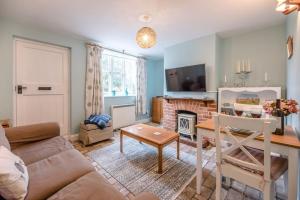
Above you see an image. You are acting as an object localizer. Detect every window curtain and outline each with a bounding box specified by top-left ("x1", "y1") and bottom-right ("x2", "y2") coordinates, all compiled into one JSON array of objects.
[
  {"x1": 85, "y1": 44, "x2": 104, "y2": 118},
  {"x1": 136, "y1": 58, "x2": 147, "y2": 115}
]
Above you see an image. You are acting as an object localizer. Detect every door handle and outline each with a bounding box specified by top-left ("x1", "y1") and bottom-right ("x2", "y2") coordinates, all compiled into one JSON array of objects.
[
  {"x1": 38, "y1": 87, "x2": 52, "y2": 91},
  {"x1": 17, "y1": 85, "x2": 27, "y2": 94}
]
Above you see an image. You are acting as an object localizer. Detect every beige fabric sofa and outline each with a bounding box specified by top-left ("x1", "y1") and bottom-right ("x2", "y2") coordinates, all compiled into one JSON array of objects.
[{"x1": 1, "y1": 123, "x2": 158, "y2": 200}]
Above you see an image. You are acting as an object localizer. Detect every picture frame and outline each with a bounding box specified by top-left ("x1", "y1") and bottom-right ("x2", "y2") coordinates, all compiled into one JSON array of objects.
[{"x1": 287, "y1": 36, "x2": 293, "y2": 59}]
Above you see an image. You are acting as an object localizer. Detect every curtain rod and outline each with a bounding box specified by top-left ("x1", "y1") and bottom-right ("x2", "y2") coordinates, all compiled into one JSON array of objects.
[{"x1": 86, "y1": 42, "x2": 147, "y2": 60}]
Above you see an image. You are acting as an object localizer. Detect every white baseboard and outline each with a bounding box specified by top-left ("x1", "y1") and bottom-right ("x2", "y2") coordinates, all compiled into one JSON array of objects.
[{"x1": 134, "y1": 117, "x2": 152, "y2": 124}]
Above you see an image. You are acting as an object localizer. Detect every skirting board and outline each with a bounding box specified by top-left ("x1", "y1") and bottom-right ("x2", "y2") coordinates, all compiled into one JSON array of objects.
[
  {"x1": 66, "y1": 134, "x2": 79, "y2": 142},
  {"x1": 134, "y1": 117, "x2": 152, "y2": 125},
  {"x1": 68, "y1": 118, "x2": 152, "y2": 142}
]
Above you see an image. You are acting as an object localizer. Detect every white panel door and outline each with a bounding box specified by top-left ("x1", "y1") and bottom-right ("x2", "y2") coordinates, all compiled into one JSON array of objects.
[{"x1": 14, "y1": 38, "x2": 70, "y2": 135}]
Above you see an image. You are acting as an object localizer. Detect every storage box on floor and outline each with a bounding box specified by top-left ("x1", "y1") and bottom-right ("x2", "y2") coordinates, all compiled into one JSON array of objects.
[{"x1": 79, "y1": 122, "x2": 113, "y2": 146}]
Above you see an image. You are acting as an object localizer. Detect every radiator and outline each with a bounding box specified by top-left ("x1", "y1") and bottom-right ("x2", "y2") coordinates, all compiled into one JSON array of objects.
[{"x1": 111, "y1": 104, "x2": 136, "y2": 129}]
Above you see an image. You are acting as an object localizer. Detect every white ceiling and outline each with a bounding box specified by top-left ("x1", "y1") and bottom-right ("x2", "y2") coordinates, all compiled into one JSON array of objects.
[{"x1": 0, "y1": 0, "x2": 285, "y2": 59}]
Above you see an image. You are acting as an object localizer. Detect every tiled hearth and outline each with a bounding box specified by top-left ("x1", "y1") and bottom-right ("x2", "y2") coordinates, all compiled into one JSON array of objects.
[{"x1": 162, "y1": 98, "x2": 217, "y2": 131}]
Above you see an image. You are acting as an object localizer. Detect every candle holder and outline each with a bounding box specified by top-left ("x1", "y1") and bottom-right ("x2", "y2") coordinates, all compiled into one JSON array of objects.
[
  {"x1": 263, "y1": 79, "x2": 269, "y2": 86},
  {"x1": 235, "y1": 59, "x2": 252, "y2": 87},
  {"x1": 235, "y1": 71, "x2": 252, "y2": 87}
]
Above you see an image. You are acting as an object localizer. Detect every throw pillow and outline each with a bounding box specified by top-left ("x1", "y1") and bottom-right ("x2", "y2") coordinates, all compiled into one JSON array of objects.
[
  {"x1": 0, "y1": 146, "x2": 29, "y2": 200},
  {"x1": 0, "y1": 127, "x2": 10, "y2": 150}
]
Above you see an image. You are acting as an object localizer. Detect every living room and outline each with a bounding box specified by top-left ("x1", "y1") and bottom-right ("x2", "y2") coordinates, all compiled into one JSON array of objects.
[{"x1": 0, "y1": 1, "x2": 300, "y2": 200}]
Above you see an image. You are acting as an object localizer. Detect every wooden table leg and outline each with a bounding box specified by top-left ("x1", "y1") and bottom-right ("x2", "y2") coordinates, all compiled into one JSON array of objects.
[
  {"x1": 177, "y1": 137, "x2": 180, "y2": 160},
  {"x1": 158, "y1": 146, "x2": 163, "y2": 174},
  {"x1": 196, "y1": 130, "x2": 203, "y2": 194},
  {"x1": 288, "y1": 148, "x2": 299, "y2": 200},
  {"x1": 120, "y1": 131, "x2": 123, "y2": 153}
]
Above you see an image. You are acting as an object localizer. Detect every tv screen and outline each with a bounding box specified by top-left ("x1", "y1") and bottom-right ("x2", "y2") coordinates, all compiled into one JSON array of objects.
[{"x1": 165, "y1": 64, "x2": 206, "y2": 92}]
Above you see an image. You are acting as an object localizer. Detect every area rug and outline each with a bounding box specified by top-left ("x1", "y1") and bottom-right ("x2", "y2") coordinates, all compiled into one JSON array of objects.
[{"x1": 88, "y1": 138, "x2": 196, "y2": 200}]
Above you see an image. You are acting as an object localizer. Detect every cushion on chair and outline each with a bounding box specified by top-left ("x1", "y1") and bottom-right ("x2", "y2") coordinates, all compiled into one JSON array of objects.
[
  {"x1": 225, "y1": 146, "x2": 288, "y2": 180},
  {"x1": 12, "y1": 136, "x2": 74, "y2": 165}
]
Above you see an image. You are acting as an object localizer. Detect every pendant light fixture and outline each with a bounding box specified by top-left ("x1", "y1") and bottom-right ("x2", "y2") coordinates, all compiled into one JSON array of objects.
[
  {"x1": 136, "y1": 15, "x2": 157, "y2": 49},
  {"x1": 276, "y1": 0, "x2": 300, "y2": 15}
]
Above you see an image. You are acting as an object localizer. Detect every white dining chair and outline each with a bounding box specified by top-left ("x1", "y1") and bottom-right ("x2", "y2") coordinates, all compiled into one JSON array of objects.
[{"x1": 213, "y1": 113, "x2": 288, "y2": 200}]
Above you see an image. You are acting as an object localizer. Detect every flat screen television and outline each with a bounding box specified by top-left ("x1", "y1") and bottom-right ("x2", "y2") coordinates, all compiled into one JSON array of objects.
[{"x1": 165, "y1": 64, "x2": 206, "y2": 92}]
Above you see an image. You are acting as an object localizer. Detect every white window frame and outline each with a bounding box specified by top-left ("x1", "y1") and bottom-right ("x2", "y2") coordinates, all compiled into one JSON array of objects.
[{"x1": 102, "y1": 50, "x2": 137, "y2": 97}]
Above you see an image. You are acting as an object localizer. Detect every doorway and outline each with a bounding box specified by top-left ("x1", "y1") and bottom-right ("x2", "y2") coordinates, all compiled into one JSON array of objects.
[{"x1": 13, "y1": 38, "x2": 70, "y2": 135}]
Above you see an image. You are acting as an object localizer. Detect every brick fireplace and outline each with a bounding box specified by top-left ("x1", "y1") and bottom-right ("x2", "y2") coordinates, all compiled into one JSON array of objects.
[{"x1": 162, "y1": 98, "x2": 216, "y2": 131}]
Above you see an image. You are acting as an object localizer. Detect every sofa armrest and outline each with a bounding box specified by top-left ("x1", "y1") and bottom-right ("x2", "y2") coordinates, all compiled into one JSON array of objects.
[
  {"x1": 133, "y1": 192, "x2": 160, "y2": 200},
  {"x1": 5, "y1": 122, "x2": 60, "y2": 149}
]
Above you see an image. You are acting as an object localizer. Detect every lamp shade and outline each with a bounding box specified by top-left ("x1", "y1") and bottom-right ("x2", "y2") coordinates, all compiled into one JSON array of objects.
[
  {"x1": 136, "y1": 27, "x2": 157, "y2": 48},
  {"x1": 276, "y1": 0, "x2": 300, "y2": 14}
]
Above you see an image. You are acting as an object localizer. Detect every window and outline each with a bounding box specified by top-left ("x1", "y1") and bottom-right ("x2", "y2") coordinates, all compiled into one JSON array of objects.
[{"x1": 102, "y1": 50, "x2": 137, "y2": 96}]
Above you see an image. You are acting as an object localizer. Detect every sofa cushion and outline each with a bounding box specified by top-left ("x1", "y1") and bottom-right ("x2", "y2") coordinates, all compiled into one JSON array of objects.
[
  {"x1": 47, "y1": 171, "x2": 126, "y2": 200},
  {"x1": 5, "y1": 122, "x2": 60, "y2": 150},
  {"x1": 133, "y1": 192, "x2": 160, "y2": 200},
  {"x1": 0, "y1": 146, "x2": 29, "y2": 200},
  {"x1": 0, "y1": 127, "x2": 10, "y2": 150},
  {"x1": 13, "y1": 136, "x2": 73, "y2": 165},
  {"x1": 25, "y1": 149, "x2": 94, "y2": 200}
]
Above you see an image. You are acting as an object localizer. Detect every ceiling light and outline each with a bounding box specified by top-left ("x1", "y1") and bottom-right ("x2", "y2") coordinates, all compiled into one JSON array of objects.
[
  {"x1": 139, "y1": 14, "x2": 152, "y2": 23},
  {"x1": 136, "y1": 27, "x2": 157, "y2": 49},
  {"x1": 276, "y1": 0, "x2": 300, "y2": 15},
  {"x1": 136, "y1": 14, "x2": 157, "y2": 49}
]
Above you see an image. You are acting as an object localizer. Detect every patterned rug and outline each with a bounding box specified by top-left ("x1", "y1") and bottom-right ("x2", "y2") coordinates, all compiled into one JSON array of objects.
[{"x1": 88, "y1": 138, "x2": 196, "y2": 200}]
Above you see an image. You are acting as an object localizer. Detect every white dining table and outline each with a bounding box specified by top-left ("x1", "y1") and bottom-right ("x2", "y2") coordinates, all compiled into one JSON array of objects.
[{"x1": 196, "y1": 119, "x2": 300, "y2": 200}]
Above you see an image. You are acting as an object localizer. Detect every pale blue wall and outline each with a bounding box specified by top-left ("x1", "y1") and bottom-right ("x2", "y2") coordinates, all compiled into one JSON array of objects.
[
  {"x1": 286, "y1": 12, "x2": 300, "y2": 136},
  {"x1": 0, "y1": 19, "x2": 86, "y2": 133},
  {"x1": 164, "y1": 34, "x2": 219, "y2": 100},
  {"x1": 0, "y1": 18, "x2": 160, "y2": 132},
  {"x1": 163, "y1": 25, "x2": 286, "y2": 100},
  {"x1": 284, "y1": 13, "x2": 299, "y2": 197},
  {"x1": 147, "y1": 59, "x2": 164, "y2": 115},
  {"x1": 220, "y1": 24, "x2": 286, "y2": 90}
]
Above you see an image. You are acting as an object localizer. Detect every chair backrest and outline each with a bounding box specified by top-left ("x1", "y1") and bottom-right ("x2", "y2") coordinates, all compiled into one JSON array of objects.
[{"x1": 213, "y1": 113, "x2": 276, "y2": 181}]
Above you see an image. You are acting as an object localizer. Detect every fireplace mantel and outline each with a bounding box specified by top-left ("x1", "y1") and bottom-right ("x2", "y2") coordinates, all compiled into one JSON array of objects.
[{"x1": 163, "y1": 96, "x2": 215, "y2": 105}]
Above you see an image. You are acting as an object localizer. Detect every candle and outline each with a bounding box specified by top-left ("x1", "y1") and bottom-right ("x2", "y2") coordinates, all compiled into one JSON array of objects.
[
  {"x1": 247, "y1": 59, "x2": 251, "y2": 72},
  {"x1": 241, "y1": 60, "x2": 245, "y2": 72},
  {"x1": 236, "y1": 61, "x2": 241, "y2": 73},
  {"x1": 224, "y1": 75, "x2": 227, "y2": 83},
  {"x1": 264, "y1": 72, "x2": 268, "y2": 82}
]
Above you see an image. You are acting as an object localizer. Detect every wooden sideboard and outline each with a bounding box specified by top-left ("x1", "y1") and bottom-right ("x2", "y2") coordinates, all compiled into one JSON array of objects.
[{"x1": 152, "y1": 97, "x2": 163, "y2": 123}]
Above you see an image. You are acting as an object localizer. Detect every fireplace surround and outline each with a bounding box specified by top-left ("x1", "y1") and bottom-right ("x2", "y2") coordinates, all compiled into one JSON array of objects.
[{"x1": 162, "y1": 97, "x2": 217, "y2": 131}]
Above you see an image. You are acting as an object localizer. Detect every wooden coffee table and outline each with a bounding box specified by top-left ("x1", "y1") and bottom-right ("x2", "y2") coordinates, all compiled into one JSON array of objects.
[{"x1": 120, "y1": 124, "x2": 180, "y2": 173}]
